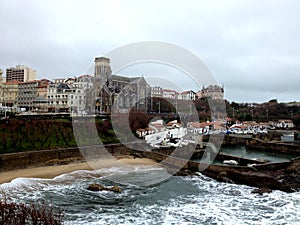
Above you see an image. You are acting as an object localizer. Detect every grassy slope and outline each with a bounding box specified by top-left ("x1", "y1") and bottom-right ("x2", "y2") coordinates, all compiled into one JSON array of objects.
[{"x1": 0, "y1": 117, "x2": 118, "y2": 154}]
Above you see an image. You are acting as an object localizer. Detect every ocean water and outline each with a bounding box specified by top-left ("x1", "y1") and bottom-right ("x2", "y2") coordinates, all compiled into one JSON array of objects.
[
  {"x1": 220, "y1": 146, "x2": 296, "y2": 162},
  {"x1": 1, "y1": 165, "x2": 300, "y2": 225}
]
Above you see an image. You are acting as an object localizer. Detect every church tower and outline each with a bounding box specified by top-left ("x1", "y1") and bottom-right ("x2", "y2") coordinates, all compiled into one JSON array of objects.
[
  {"x1": 94, "y1": 57, "x2": 112, "y2": 85},
  {"x1": 93, "y1": 57, "x2": 112, "y2": 114}
]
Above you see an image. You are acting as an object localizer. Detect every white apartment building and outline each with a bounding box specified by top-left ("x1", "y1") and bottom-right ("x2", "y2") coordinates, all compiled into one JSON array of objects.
[
  {"x1": 67, "y1": 75, "x2": 94, "y2": 114},
  {"x1": 178, "y1": 90, "x2": 196, "y2": 101},
  {"x1": 47, "y1": 82, "x2": 70, "y2": 112},
  {"x1": 162, "y1": 89, "x2": 178, "y2": 99},
  {"x1": 151, "y1": 86, "x2": 163, "y2": 97}
]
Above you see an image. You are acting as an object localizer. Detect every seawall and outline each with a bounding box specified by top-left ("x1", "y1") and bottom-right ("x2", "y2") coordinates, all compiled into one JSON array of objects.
[
  {"x1": 0, "y1": 144, "x2": 146, "y2": 172},
  {"x1": 246, "y1": 138, "x2": 300, "y2": 155}
]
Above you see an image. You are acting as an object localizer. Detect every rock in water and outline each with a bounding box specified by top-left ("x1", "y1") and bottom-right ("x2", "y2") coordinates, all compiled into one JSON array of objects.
[
  {"x1": 252, "y1": 187, "x2": 272, "y2": 195},
  {"x1": 87, "y1": 183, "x2": 105, "y2": 191},
  {"x1": 110, "y1": 186, "x2": 123, "y2": 193},
  {"x1": 87, "y1": 183, "x2": 122, "y2": 193}
]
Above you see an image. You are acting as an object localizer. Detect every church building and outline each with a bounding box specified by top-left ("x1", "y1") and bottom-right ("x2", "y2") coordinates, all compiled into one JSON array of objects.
[{"x1": 87, "y1": 57, "x2": 150, "y2": 114}]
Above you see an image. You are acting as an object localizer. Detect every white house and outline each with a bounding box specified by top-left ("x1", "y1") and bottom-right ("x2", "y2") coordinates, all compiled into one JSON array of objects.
[
  {"x1": 179, "y1": 90, "x2": 196, "y2": 101},
  {"x1": 67, "y1": 75, "x2": 93, "y2": 115},
  {"x1": 277, "y1": 120, "x2": 294, "y2": 128}
]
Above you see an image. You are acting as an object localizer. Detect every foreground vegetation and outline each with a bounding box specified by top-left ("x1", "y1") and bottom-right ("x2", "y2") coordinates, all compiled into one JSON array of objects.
[{"x1": 0, "y1": 198, "x2": 63, "y2": 225}]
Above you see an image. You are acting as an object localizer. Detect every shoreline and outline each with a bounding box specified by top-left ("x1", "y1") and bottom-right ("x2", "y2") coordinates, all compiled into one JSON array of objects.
[
  {"x1": 1, "y1": 142, "x2": 300, "y2": 193},
  {"x1": 0, "y1": 157, "x2": 158, "y2": 184}
]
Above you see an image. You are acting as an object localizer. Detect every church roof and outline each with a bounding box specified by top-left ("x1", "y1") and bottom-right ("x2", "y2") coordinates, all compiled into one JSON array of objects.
[{"x1": 111, "y1": 74, "x2": 141, "y2": 83}]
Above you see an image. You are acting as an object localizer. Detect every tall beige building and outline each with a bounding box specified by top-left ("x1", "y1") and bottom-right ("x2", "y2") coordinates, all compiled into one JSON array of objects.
[
  {"x1": 6, "y1": 65, "x2": 37, "y2": 82},
  {"x1": 2, "y1": 80, "x2": 20, "y2": 107}
]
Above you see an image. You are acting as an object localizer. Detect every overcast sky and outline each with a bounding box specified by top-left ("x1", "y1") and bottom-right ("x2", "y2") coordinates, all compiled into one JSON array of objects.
[{"x1": 0, "y1": 0, "x2": 299, "y2": 103}]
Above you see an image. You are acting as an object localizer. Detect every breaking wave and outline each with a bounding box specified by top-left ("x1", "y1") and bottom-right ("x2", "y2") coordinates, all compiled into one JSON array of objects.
[{"x1": 1, "y1": 166, "x2": 300, "y2": 225}]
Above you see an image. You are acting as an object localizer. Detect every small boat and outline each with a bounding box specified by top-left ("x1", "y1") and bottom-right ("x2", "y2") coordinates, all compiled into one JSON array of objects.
[
  {"x1": 281, "y1": 132, "x2": 294, "y2": 142},
  {"x1": 169, "y1": 142, "x2": 180, "y2": 147},
  {"x1": 223, "y1": 160, "x2": 238, "y2": 166}
]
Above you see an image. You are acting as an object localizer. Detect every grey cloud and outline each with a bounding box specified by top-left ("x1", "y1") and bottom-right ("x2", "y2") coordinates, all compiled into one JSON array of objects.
[{"x1": 0, "y1": 0, "x2": 299, "y2": 103}]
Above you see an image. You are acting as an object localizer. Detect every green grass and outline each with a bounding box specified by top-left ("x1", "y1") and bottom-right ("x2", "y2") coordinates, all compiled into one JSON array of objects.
[{"x1": 0, "y1": 118, "x2": 118, "y2": 154}]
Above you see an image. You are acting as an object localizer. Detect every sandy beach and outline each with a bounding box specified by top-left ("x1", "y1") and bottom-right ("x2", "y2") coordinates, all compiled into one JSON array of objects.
[{"x1": 0, "y1": 157, "x2": 158, "y2": 184}]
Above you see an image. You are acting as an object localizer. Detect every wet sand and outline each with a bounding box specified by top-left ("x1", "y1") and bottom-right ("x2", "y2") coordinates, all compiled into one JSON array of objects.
[{"x1": 0, "y1": 157, "x2": 158, "y2": 184}]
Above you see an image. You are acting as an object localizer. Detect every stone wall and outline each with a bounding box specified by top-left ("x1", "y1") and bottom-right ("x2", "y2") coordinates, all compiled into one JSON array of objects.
[
  {"x1": 0, "y1": 148, "x2": 82, "y2": 171},
  {"x1": 0, "y1": 143, "x2": 166, "y2": 172},
  {"x1": 246, "y1": 138, "x2": 300, "y2": 155}
]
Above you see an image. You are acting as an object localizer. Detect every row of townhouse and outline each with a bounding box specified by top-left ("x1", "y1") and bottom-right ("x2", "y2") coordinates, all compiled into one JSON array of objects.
[
  {"x1": 150, "y1": 84, "x2": 224, "y2": 101},
  {"x1": 0, "y1": 74, "x2": 150, "y2": 115},
  {"x1": 1, "y1": 79, "x2": 223, "y2": 114},
  {"x1": 0, "y1": 74, "x2": 93, "y2": 113},
  {"x1": 151, "y1": 86, "x2": 197, "y2": 100},
  {"x1": 47, "y1": 75, "x2": 93, "y2": 113},
  {"x1": 0, "y1": 57, "x2": 152, "y2": 114}
]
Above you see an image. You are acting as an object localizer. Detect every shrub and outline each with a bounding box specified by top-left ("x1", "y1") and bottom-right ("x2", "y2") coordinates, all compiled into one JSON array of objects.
[{"x1": 0, "y1": 199, "x2": 63, "y2": 225}]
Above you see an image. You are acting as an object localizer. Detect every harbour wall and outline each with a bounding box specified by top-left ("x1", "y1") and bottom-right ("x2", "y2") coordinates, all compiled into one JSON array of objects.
[
  {"x1": 202, "y1": 134, "x2": 252, "y2": 146},
  {"x1": 0, "y1": 142, "x2": 293, "y2": 174},
  {"x1": 0, "y1": 144, "x2": 145, "y2": 172},
  {"x1": 246, "y1": 138, "x2": 300, "y2": 155}
]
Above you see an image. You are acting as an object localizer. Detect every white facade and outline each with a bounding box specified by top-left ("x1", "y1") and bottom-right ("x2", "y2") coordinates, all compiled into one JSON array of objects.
[
  {"x1": 162, "y1": 89, "x2": 178, "y2": 99},
  {"x1": 47, "y1": 82, "x2": 70, "y2": 112},
  {"x1": 179, "y1": 90, "x2": 196, "y2": 101},
  {"x1": 151, "y1": 86, "x2": 163, "y2": 97},
  {"x1": 277, "y1": 120, "x2": 294, "y2": 128},
  {"x1": 67, "y1": 75, "x2": 94, "y2": 114}
]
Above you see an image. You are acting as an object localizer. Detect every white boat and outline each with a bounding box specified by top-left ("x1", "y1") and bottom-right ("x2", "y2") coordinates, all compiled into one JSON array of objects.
[
  {"x1": 169, "y1": 142, "x2": 180, "y2": 147},
  {"x1": 181, "y1": 140, "x2": 189, "y2": 146},
  {"x1": 281, "y1": 132, "x2": 294, "y2": 142},
  {"x1": 223, "y1": 160, "x2": 238, "y2": 166}
]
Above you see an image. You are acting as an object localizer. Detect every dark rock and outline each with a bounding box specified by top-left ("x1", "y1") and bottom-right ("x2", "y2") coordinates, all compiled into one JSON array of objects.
[
  {"x1": 110, "y1": 186, "x2": 123, "y2": 193},
  {"x1": 87, "y1": 183, "x2": 122, "y2": 193},
  {"x1": 217, "y1": 171, "x2": 234, "y2": 184},
  {"x1": 174, "y1": 169, "x2": 195, "y2": 176}
]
